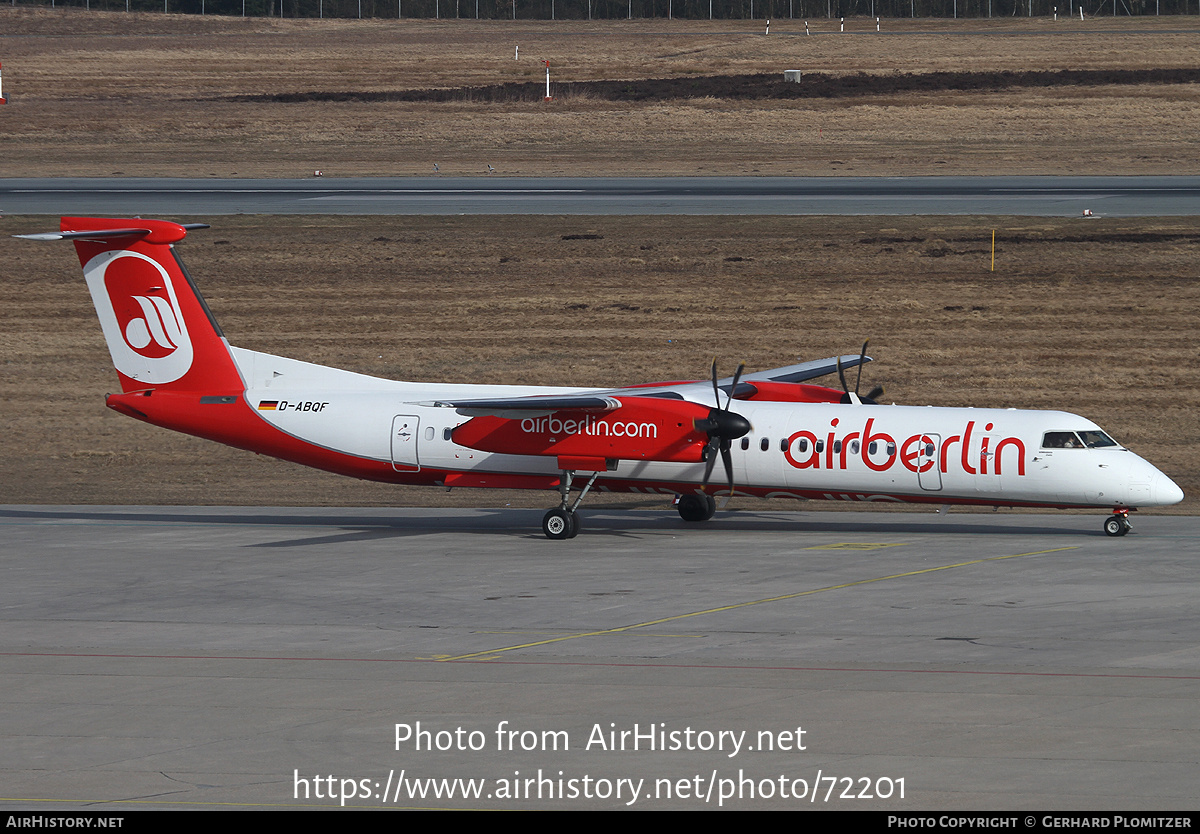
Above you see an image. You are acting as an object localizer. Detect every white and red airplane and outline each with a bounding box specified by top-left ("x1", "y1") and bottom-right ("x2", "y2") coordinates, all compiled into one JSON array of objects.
[{"x1": 19, "y1": 217, "x2": 1184, "y2": 539}]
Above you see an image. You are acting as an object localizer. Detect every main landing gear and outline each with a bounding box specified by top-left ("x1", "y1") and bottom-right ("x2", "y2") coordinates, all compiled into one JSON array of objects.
[
  {"x1": 1103, "y1": 509, "x2": 1133, "y2": 537},
  {"x1": 675, "y1": 493, "x2": 718, "y2": 522},
  {"x1": 542, "y1": 469, "x2": 602, "y2": 540}
]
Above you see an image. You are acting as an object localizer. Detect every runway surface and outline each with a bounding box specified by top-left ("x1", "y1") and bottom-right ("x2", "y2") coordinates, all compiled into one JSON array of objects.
[
  {"x1": 5, "y1": 176, "x2": 1200, "y2": 216},
  {"x1": 2, "y1": 505, "x2": 1196, "y2": 810}
]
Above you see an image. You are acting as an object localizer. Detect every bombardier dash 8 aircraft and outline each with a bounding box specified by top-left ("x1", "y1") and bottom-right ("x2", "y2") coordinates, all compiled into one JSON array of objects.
[{"x1": 19, "y1": 217, "x2": 1183, "y2": 539}]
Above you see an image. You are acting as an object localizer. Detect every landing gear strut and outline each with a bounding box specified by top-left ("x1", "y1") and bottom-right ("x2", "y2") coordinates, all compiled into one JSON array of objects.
[
  {"x1": 1103, "y1": 509, "x2": 1132, "y2": 537},
  {"x1": 676, "y1": 493, "x2": 718, "y2": 522},
  {"x1": 542, "y1": 469, "x2": 601, "y2": 540}
]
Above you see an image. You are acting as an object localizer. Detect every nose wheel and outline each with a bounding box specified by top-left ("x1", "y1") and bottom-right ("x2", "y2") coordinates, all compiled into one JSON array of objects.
[{"x1": 1103, "y1": 511, "x2": 1132, "y2": 537}]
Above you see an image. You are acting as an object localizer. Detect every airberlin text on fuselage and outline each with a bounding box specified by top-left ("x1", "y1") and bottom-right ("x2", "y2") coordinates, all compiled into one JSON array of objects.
[
  {"x1": 785, "y1": 418, "x2": 1026, "y2": 477},
  {"x1": 520, "y1": 415, "x2": 658, "y2": 439}
]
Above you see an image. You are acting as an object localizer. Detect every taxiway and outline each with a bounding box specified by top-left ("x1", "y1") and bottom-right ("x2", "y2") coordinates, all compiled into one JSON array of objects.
[{"x1": 1, "y1": 505, "x2": 1196, "y2": 810}]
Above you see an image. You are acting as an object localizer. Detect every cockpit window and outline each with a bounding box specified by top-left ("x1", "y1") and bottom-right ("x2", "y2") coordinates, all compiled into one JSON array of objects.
[
  {"x1": 1042, "y1": 431, "x2": 1083, "y2": 449},
  {"x1": 1042, "y1": 431, "x2": 1119, "y2": 449}
]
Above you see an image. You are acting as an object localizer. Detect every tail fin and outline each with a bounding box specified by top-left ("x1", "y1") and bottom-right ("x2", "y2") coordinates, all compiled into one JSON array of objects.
[{"x1": 23, "y1": 217, "x2": 244, "y2": 395}]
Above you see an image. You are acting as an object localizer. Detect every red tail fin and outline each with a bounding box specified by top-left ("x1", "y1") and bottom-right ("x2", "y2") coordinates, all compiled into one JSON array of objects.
[{"x1": 61, "y1": 217, "x2": 244, "y2": 394}]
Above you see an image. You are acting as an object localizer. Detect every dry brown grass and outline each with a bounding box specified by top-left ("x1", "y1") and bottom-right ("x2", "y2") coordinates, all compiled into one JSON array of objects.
[
  {"x1": 2, "y1": 214, "x2": 1196, "y2": 514},
  {"x1": 1, "y1": 8, "x2": 1199, "y2": 176},
  {"x1": 1, "y1": 11, "x2": 1196, "y2": 518}
]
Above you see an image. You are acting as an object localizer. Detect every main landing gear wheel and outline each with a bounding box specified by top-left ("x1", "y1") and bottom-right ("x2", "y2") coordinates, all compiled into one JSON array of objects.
[
  {"x1": 542, "y1": 508, "x2": 579, "y2": 540},
  {"x1": 544, "y1": 469, "x2": 599, "y2": 539},
  {"x1": 1103, "y1": 514, "x2": 1131, "y2": 537},
  {"x1": 677, "y1": 494, "x2": 718, "y2": 522}
]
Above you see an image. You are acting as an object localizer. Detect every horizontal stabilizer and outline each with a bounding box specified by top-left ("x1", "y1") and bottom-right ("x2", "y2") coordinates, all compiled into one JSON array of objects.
[{"x1": 14, "y1": 222, "x2": 209, "y2": 244}]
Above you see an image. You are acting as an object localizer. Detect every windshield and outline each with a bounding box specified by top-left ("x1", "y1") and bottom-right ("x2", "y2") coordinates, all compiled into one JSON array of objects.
[
  {"x1": 1078, "y1": 430, "x2": 1118, "y2": 449},
  {"x1": 1042, "y1": 430, "x2": 1119, "y2": 449}
]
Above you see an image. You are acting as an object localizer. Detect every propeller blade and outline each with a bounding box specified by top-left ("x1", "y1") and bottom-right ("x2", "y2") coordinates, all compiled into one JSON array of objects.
[
  {"x1": 725, "y1": 362, "x2": 746, "y2": 410},
  {"x1": 701, "y1": 437, "x2": 719, "y2": 487},
  {"x1": 838, "y1": 340, "x2": 884, "y2": 405},
  {"x1": 720, "y1": 442, "x2": 735, "y2": 496},
  {"x1": 855, "y1": 339, "x2": 869, "y2": 396}
]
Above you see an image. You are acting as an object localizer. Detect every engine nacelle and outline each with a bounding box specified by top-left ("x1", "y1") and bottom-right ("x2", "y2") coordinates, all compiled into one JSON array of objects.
[{"x1": 451, "y1": 397, "x2": 713, "y2": 463}]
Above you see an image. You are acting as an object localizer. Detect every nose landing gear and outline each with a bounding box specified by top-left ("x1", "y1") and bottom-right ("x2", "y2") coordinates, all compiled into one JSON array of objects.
[{"x1": 1103, "y1": 509, "x2": 1132, "y2": 537}]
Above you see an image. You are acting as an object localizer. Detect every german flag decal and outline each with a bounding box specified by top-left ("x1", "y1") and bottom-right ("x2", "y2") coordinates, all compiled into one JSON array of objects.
[{"x1": 258, "y1": 401, "x2": 279, "y2": 411}]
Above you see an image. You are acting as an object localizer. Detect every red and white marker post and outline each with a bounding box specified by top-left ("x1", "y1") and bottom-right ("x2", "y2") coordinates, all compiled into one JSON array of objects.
[
  {"x1": 544, "y1": 59, "x2": 552, "y2": 102},
  {"x1": 0, "y1": 62, "x2": 7, "y2": 105}
]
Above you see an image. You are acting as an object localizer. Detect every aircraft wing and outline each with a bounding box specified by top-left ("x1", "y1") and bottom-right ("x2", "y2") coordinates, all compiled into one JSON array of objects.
[
  {"x1": 420, "y1": 354, "x2": 868, "y2": 415},
  {"x1": 736, "y1": 354, "x2": 869, "y2": 384},
  {"x1": 422, "y1": 394, "x2": 623, "y2": 419},
  {"x1": 600, "y1": 354, "x2": 870, "y2": 401}
]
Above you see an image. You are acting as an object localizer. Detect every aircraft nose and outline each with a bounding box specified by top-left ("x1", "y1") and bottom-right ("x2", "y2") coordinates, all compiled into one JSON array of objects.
[
  {"x1": 1108, "y1": 456, "x2": 1185, "y2": 508},
  {"x1": 1152, "y1": 471, "x2": 1185, "y2": 506},
  {"x1": 1124, "y1": 456, "x2": 1185, "y2": 507}
]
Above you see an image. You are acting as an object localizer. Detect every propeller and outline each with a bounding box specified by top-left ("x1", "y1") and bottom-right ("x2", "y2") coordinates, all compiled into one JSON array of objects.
[
  {"x1": 837, "y1": 340, "x2": 885, "y2": 405},
  {"x1": 693, "y1": 360, "x2": 752, "y2": 497}
]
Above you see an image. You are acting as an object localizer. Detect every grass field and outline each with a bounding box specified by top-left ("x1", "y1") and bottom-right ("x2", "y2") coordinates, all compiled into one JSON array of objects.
[
  {"x1": 1, "y1": 9, "x2": 1199, "y2": 176},
  {"x1": 2, "y1": 214, "x2": 1196, "y2": 513}
]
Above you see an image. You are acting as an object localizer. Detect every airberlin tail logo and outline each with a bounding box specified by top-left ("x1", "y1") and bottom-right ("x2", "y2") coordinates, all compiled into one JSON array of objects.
[
  {"x1": 121, "y1": 294, "x2": 184, "y2": 358},
  {"x1": 83, "y1": 250, "x2": 194, "y2": 384}
]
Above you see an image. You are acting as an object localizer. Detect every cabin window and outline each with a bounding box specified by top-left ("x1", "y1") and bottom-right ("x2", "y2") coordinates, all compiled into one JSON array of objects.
[
  {"x1": 1042, "y1": 431, "x2": 1084, "y2": 449},
  {"x1": 443, "y1": 427, "x2": 453, "y2": 441},
  {"x1": 780, "y1": 438, "x2": 788, "y2": 452},
  {"x1": 868, "y1": 441, "x2": 877, "y2": 455},
  {"x1": 850, "y1": 440, "x2": 860, "y2": 455},
  {"x1": 925, "y1": 443, "x2": 935, "y2": 457},
  {"x1": 887, "y1": 441, "x2": 896, "y2": 455},
  {"x1": 741, "y1": 437, "x2": 749, "y2": 451},
  {"x1": 797, "y1": 439, "x2": 809, "y2": 453},
  {"x1": 424, "y1": 426, "x2": 435, "y2": 441},
  {"x1": 760, "y1": 438, "x2": 770, "y2": 451},
  {"x1": 833, "y1": 440, "x2": 842, "y2": 454},
  {"x1": 815, "y1": 439, "x2": 824, "y2": 453}
]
